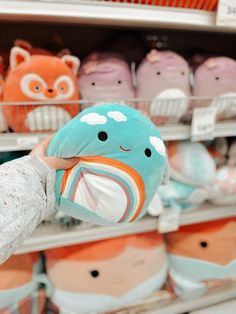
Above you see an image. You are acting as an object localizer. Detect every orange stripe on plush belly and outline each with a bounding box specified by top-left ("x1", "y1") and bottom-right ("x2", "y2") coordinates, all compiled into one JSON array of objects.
[{"x1": 61, "y1": 156, "x2": 145, "y2": 222}]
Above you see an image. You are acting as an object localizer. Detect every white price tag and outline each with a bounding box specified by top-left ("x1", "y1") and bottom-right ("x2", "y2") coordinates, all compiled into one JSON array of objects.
[
  {"x1": 158, "y1": 209, "x2": 180, "y2": 233},
  {"x1": 191, "y1": 107, "x2": 216, "y2": 141},
  {"x1": 217, "y1": 0, "x2": 236, "y2": 27},
  {"x1": 17, "y1": 137, "x2": 39, "y2": 149}
]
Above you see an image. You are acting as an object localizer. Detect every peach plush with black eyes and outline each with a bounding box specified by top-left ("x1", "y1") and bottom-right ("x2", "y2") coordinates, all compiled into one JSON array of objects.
[{"x1": 3, "y1": 47, "x2": 80, "y2": 132}]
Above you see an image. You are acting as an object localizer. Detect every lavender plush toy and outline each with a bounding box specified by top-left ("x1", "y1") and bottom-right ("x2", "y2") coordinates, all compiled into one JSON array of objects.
[
  {"x1": 136, "y1": 49, "x2": 191, "y2": 124},
  {"x1": 193, "y1": 57, "x2": 236, "y2": 120},
  {"x1": 78, "y1": 53, "x2": 135, "y2": 106}
]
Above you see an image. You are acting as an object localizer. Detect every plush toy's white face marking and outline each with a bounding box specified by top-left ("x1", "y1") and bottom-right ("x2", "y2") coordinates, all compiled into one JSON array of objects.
[{"x1": 20, "y1": 73, "x2": 75, "y2": 100}]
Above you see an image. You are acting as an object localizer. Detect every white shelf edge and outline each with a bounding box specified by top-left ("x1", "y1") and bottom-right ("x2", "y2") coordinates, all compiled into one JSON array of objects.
[
  {"x1": 1, "y1": 121, "x2": 236, "y2": 152},
  {"x1": 0, "y1": 0, "x2": 235, "y2": 32},
  {"x1": 16, "y1": 205, "x2": 236, "y2": 254},
  {"x1": 146, "y1": 285, "x2": 236, "y2": 314}
]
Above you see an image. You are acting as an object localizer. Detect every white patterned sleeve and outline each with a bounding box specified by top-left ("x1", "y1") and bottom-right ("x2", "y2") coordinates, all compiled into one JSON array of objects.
[{"x1": 0, "y1": 156, "x2": 56, "y2": 264}]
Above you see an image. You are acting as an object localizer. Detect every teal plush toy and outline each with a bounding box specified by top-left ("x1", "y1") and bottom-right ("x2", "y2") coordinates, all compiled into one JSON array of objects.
[{"x1": 47, "y1": 104, "x2": 167, "y2": 225}]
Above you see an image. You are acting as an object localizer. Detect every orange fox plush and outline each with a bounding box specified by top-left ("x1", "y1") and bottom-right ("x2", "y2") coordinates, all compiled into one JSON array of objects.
[
  {"x1": 3, "y1": 47, "x2": 80, "y2": 132},
  {"x1": 0, "y1": 57, "x2": 7, "y2": 132}
]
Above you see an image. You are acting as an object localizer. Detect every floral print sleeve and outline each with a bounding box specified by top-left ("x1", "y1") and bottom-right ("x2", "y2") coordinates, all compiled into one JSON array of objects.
[{"x1": 0, "y1": 156, "x2": 56, "y2": 264}]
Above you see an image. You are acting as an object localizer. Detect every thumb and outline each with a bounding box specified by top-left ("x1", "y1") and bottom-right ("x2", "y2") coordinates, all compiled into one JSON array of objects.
[{"x1": 41, "y1": 156, "x2": 79, "y2": 170}]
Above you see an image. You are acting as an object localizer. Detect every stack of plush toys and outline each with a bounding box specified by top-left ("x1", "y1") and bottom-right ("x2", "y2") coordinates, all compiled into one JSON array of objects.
[
  {"x1": 150, "y1": 137, "x2": 236, "y2": 214},
  {"x1": 1, "y1": 36, "x2": 236, "y2": 133},
  {"x1": 2, "y1": 218, "x2": 236, "y2": 314}
]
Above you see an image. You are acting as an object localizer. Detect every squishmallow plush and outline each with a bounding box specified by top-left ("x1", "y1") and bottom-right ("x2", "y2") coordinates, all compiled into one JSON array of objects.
[
  {"x1": 3, "y1": 47, "x2": 80, "y2": 132},
  {"x1": 165, "y1": 218, "x2": 236, "y2": 297},
  {"x1": 209, "y1": 166, "x2": 236, "y2": 205},
  {"x1": 158, "y1": 179, "x2": 208, "y2": 212},
  {"x1": 0, "y1": 59, "x2": 7, "y2": 132},
  {"x1": 136, "y1": 49, "x2": 191, "y2": 124},
  {"x1": 107, "y1": 33, "x2": 146, "y2": 64},
  {"x1": 192, "y1": 57, "x2": 236, "y2": 120},
  {"x1": 228, "y1": 140, "x2": 236, "y2": 166},
  {"x1": 47, "y1": 103, "x2": 168, "y2": 225},
  {"x1": 78, "y1": 53, "x2": 135, "y2": 106},
  {"x1": 0, "y1": 253, "x2": 46, "y2": 313},
  {"x1": 45, "y1": 232, "x2": 168, "y2": 313},
  {"x1": 168, "y1": 141, "x2": 216, "y2": 187}
]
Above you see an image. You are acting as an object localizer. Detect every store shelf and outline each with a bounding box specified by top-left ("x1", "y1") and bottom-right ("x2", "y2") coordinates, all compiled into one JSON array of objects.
[
  {"x1": 0, "y1": 0, "x2": 235, "y2": 33},
  {"x1": 143, "y1": 285, "x2": 236, "y2": 314},
  {"x1": 159, "y1": 121, "x2": 236, "y2": 141},
  {"x1": 16, "y1": 204, "x2": 236, "y2": 254},
  {"x1": 1, "y1": 120, "x2": 236, "y2": 152}
]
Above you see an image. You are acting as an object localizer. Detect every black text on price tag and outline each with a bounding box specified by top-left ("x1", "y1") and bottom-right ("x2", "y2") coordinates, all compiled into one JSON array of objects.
[
  {"x1": 217, "y1": 0, "x2": 236, "y2": 27},
  {"x1": 191, "y1": 107, "x2": 216, "y2": 142}
]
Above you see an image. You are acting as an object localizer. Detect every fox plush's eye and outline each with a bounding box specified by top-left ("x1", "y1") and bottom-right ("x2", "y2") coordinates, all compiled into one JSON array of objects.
[
  {"x1": 199, "y1": 241, "x2": 208, "y2": 248},
  {"x1": 29, "y1": 80, "x2": 43, "y2": 93},
  {"x1": 57, "y1": 81, "x2": 70, "y2": 94}
]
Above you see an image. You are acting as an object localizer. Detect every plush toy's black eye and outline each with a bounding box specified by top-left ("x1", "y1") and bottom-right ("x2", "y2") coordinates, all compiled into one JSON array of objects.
[
  {"x1": 34, "y1": 86, "x2": 40, "y2": 91},
  {"x1": 181, "y1": 71, "x2": 185, "y2": 75},
  {"x1": 91, "y1": 82, "x2": 96, "y2": 86},
  {"x1": 118, "y1": 80, "x2": 122, "y2": 84},
  {"x1": 98, "y1": 131, "x2": 108, "y2": 141},
  {"x1": 200, "y1": 241, "x2": 208, "y2": 248},
  {"x1": 215, "y1": 76, "x2": 219, "y2": 80},
  {"x1": 144, "y1": 148, "x2": 152, "y2": 157},
  {"x1": 156, "y1": 71, "x2": 161, "y2": 76},
  {"x1": 90, "y1": 270, "x2": 100, "y2": 278}
]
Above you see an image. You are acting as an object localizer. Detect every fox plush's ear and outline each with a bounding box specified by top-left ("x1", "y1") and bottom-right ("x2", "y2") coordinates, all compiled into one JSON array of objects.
[
  {"x1": 14, "y1": 39, "x2": 32, "y2": 52},
  {"x1": 10, "y1": 47, "x2": 31, "y2": 70},
  {"x1": 61, "y1": 55, "x2": 80, "y2": 75}
]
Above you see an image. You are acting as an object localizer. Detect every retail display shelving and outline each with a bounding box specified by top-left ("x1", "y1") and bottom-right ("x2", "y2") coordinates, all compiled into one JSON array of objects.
[
  {"x1": 16, "y1": 204, "x2": 236, "y2": 254},
  {"x1": 131, "y1": 284, "x2": 236, "y2": 314},
  {"x1": 2, "y1": 120, "x2": 236, "y2": 152},
  {"x1": 0, "y1": 0, "x2": 235, "y2": 33}
]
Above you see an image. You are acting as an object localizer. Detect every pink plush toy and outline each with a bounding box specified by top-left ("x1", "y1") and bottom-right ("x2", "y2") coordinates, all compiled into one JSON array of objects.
[
  {"x1": 136, "y1": 49, "x2": 191, "y2": 124},
  {"x1": 193, "y1": 57, "x2": 236, "y2": 120},
  {"x1": 78, "y1": 52, "x2": 135, "y2": 106}
]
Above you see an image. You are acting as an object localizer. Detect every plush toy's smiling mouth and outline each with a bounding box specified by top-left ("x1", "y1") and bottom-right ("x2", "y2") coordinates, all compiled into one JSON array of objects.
[{"x1": 120, "y1": 146, "x2": 131, "y2": 152}]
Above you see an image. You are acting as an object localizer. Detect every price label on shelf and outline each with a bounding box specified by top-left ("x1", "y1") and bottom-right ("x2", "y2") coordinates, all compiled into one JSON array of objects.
[
  {"x1": 17, "y1": 137, "x2": 39, "y2": 149},
  {"x1": 191, "y1": 107, "x2": 216, "y2": 142},
  {"x1": 158, "y1": 209, "x2": 180, "y2": 233},
  {"x1": 217, "y1": 0, "x2": 236, "y2": 27}
]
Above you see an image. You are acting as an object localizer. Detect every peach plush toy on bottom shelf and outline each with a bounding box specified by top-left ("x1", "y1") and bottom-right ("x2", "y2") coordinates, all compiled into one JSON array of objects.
[
  {"x1": 165, "y1": 218, "x2": 236, "y2": 298},
  {"x1": 3, "y1": 47, "x2": 80, "y2": 132},
  {"x1": 45, "y1": 232, "x2": 168, "y2": 313},
  {"x1": 0, "y1": 253, "x2": 46, "y2": 314}
]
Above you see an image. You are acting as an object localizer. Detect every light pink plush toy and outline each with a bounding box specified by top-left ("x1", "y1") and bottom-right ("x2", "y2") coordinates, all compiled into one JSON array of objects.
[
  {"x1": 136, "y1": 49, "x2": 191, "y2": 124},
  {"x1": 78, "y1": 52, "x2": 135, "y2": 106},
  {"x1": 193, "y1": 57, "x2": 236, "y2": 120}
]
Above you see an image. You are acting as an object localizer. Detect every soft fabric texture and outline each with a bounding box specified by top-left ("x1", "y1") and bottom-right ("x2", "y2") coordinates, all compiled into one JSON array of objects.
[
  {"x1": 165, "y1": 218, "x2": 236, "y2": 297},
  {"x1": 192, "y1": 57, "x2": 236, "y2": 120},
  {"x1": 0, "y1": 253, "x2": 46, "y2": 313},
  {"x1": 136, "y1": 49, "x2": 191, "y2": 124},
  {"x1": 168, "y1": 141, "x2": 216, "y2": 187},
  {"x1": 158, "y1": 179, "x2": 208, "y2": 212},
  {"x1": 78, "y1": 53, "x2": 135, "y2": 105},
  {"x1": 45, "y1": 232, "x2": 168, "y2": 313},
  {"x1": 3, "y1": 47, "x2": 80, "y2": 132},
  {"x1": 209, "y1": 166, "x2": 236, "y2": 205},
  {"x1": 0, "y1": 156, "x2": 55, "y2": 264},
  {"x1": 47, "y1": 103, "x2": 168, "y2": 225}
]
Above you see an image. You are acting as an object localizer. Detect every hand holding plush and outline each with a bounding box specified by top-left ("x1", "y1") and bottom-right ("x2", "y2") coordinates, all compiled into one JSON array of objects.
[{"x1": 47, "y1": 104, "x2": 168, "y2": 225}]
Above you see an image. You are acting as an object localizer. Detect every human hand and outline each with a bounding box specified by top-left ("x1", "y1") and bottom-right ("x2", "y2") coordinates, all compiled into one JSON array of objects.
[{"x1": 30, "y1": 135, "x2": 79, "y2": 170}]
